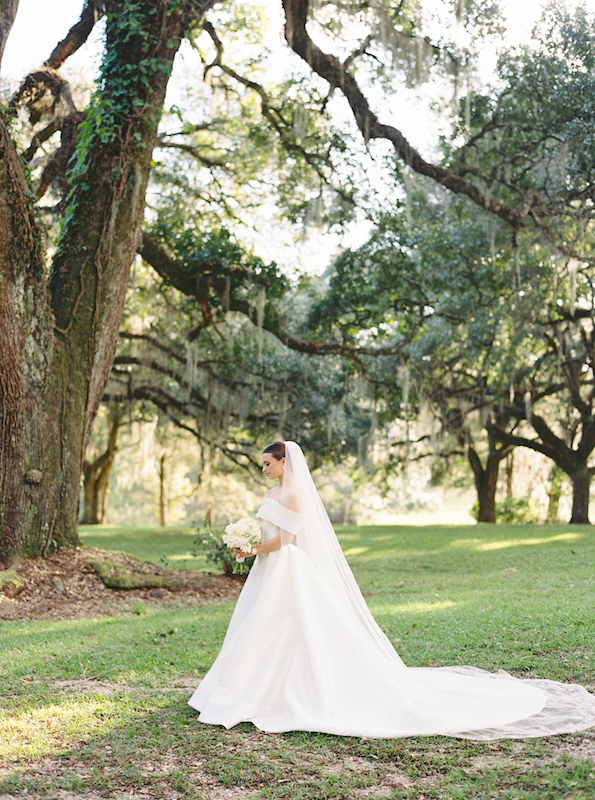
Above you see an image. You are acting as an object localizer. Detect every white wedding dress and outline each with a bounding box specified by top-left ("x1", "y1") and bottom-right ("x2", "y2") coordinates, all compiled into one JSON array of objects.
[{"x1": 189, "y1": 444, "x2": 595, "y2": 739}]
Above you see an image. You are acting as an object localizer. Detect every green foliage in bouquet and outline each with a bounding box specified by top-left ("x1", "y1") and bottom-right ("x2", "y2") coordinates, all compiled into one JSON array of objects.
[{"x1": 193, "y1": 525, "x2": 256, "y2": 577}]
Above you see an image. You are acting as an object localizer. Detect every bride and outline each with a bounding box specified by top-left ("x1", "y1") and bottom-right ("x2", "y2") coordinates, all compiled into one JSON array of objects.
[{"x1": 189, "y1": 440, "x2": 595, "y2": 739}]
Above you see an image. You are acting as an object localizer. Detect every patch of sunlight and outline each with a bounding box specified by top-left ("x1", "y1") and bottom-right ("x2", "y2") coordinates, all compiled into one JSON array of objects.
[
  {"x1": 79, "y1": 524, "x2": 120, "y2": 530},
  {"x1": 8, "y1": 615, "x2": 137, "y2": 639},
  {"x1": 449, "y1": 532, "x2": 583, "y2": 552},
  {"x1": 0, "y1": 696, "x2": 130, "y2": 759},
  {"x1": 343, "y1": 547, "x2": 369, "y2": 556},
  {"x1": 476, "y1": 532, "x2": 583, "y2": 551},
  {"x1": 161, "y1": 553, "x2": 195, "y2": 561},
  {"x1": 374, "y1": 599, "x2": 457, "y2": 614}
]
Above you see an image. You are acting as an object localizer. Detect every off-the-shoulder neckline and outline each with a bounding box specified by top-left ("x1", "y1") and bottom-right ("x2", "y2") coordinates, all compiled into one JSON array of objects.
[
  {"x1": 261, "y1": 496, "x2": 280, "y2": 506},
  {"x1": 260, "y1": 496, "x2": 303, "y2": 514}
]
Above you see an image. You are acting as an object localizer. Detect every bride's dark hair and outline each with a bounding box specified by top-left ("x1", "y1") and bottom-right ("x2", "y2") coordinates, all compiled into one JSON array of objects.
[{"x1": 263, "y1": 441, "x2": 285, "y2": 460}]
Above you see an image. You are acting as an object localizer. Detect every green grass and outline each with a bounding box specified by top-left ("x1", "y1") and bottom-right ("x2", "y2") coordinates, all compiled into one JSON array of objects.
[{"x1": 2, "y1": 522, "x2": 595, "y2": 799}]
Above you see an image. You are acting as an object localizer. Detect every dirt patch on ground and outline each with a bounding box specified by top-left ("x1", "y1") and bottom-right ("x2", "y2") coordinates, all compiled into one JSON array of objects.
[
  {"x1": 0, "y1": 547, "x2": 242, "y2": 621},
  {"x1": 0, "y1": 751, "x2": 262, "y2": 800},
  {"x1": 549, "y1": 731, "x2": 595, "y2": 763}
]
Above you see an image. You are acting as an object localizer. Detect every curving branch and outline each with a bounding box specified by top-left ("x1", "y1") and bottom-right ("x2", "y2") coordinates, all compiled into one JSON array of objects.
[
  {"x1": 280, "y1": 0, "x2": 595, "y2": 265},
  {"x1": 487, "y1": 419, "x2": 570, "y2": 473},
  {"x1": 156, "y1": 139, "x2": 228, "y2": 169},
  {"x1": 44, "y1": 0, "x2": 104, "y2": 70},
  {"x1": 23, "y1": 119, "x2": 61, "y2": 163},
  {"x1": 104, "y1": 385, "x2": 229, "y2": 460},
  {"x1": 139, "y1": 231, "x2": 267, "y2": 291},
  {"x1": 226, "y1": 294, "x2": 410, "y2": 363},
  {"x1": 119, "y1": 331, "x2": 187, "y2": 364},
  {"x1": 104, "y1": 382, "x2": 269, "y2": 471},
  {"x1": 113, "y1": 354, "x2": 208, "y2": 407},
  {"x1": 281, "y1": 0, "x2": 527, "y2": 230},
  {"x1": 138, "y1": 231, "x2": 412, "y2": 364}
]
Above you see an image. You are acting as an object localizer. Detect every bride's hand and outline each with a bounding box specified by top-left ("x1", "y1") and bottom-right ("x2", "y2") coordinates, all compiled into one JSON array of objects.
[{"x1": 234, "y1": 547, "x2": 255, "y2": 559}]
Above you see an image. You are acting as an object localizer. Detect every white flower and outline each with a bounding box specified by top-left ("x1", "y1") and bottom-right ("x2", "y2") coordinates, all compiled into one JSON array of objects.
[{"x1": 223, "y1": 517, "x2": 262, "y2": 558}]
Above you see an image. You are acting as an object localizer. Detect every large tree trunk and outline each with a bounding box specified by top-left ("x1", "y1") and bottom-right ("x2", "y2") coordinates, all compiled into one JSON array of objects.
[
  {"x1": 466, "y1": 441, "x2": 510, "y2": 524},
  {"x1": 475, "y1": 473, "x2": 497, "y2": 523},
  {"x1": 473, "y1": 455, "x2": 499, "y2": 523},
  {"x1": 569, "y1": 467, "x2": 591, "y2": 524},
  {"x1": 0, "y1": 0, "x2": 216, "y2": 564},
  {"x1": 0, "y1": 116, "x2": 60, "y2": 564}
]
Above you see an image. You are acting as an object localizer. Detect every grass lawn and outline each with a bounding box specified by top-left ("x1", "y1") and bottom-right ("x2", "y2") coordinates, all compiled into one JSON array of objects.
[{"x1": 1, "y1": 522, "x2": 594, "y2": 799}]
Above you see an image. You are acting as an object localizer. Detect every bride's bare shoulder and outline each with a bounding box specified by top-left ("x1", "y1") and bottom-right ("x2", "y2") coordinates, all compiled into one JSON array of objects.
[{"x1": 281, "y1": 487, "x2": 302, "y2": 513}]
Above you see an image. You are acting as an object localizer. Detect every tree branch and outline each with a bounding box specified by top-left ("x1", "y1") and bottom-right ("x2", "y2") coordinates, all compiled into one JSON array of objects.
[
  {"x1": 280, "y1": 0, "x2": 595, "y2": 265},
  {"x1": 198, "y1": 22, "x2": 355, "y2": 207},
  {"x1": 23, "y1": 119, "x2": 61, "y2": 163},
  {"x1": 487, "y1": 420, "x2": 570, "y2": 473},
  {"x1": 281, "y1": 0, "x2": 527, "y2": 230},
  {"x1": 139, "y1": 231, "x2": 411, "y2": 364},
  {"x1": 113, "y1": 355, "x2": 207, "y2": 406},
  {"x1": 139, "y1": 231, "x2": 268, "y2": 291},
  {"x1": 119, "y1": 331, "x2": 187, "y2": 364},
  {"x1": 156, "y1": 139, "x2": 228, "y2": 169},
  {"x1": 45, "y1": 0, "x2": 104, "y2": 70},
  {"x1": 103, "y1": 382, "x2": 268, "y2": 470}
]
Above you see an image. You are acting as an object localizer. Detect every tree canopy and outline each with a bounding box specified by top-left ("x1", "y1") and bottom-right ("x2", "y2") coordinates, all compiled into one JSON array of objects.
[{"x1": 2, "y1": 0, "x2": 595, "y2": 562}]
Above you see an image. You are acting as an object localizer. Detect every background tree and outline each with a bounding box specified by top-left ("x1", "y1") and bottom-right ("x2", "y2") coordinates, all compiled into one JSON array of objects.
[
  {"x1": 81, "y1": 406, "x2": 123, "y2": 525},
  {"x1": 95, "y1": 229, "x2": 374, "y2": 523},
  {"x1": 292, "y1": 3, "x2": 595, "y2": 523}
]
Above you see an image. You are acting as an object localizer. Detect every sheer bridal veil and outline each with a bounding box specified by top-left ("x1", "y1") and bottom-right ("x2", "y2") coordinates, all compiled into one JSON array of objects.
[{"x1": 281, "y1": 441, "x2": 406, "y2": 661}]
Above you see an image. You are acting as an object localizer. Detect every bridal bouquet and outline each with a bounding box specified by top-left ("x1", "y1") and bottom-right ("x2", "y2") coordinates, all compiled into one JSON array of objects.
[{"x1": 223, "y1": 517, "x2": 262, "y2": 568}]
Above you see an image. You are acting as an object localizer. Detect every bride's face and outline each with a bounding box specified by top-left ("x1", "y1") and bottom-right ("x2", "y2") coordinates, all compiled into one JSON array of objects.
[{"x1": 262, "y1": 453, "x2": 284, "y2": 481}]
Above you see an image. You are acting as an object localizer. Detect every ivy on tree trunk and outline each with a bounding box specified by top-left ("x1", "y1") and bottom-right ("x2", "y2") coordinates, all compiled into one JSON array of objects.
[{"x1": 0, "y1": 0, "x2": 217, "y2": 564}]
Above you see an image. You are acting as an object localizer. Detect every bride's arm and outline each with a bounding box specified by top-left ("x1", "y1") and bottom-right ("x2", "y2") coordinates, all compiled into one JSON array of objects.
[{"x1": 235, "y1": 490, "x2": 302, "y2": 557}]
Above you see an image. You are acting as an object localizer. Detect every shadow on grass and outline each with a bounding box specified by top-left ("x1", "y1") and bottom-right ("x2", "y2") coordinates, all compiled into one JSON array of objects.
[
  {"x1": 2, "y1": 688, "x2": 595, "y2": 800},
  {"x1": 0, "y1": 604, "x2": 234, "y2": 720}
]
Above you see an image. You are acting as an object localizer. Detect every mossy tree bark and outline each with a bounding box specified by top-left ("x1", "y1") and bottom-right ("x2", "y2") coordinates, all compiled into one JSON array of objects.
[{"x1": 0, "y1": 0, "x2": 217, "y2": 564}]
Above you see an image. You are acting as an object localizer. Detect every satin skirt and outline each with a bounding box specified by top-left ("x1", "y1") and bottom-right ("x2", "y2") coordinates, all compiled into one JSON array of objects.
[{"x1": 188, "y1": 544, "x2": 595, "y2": 739}]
